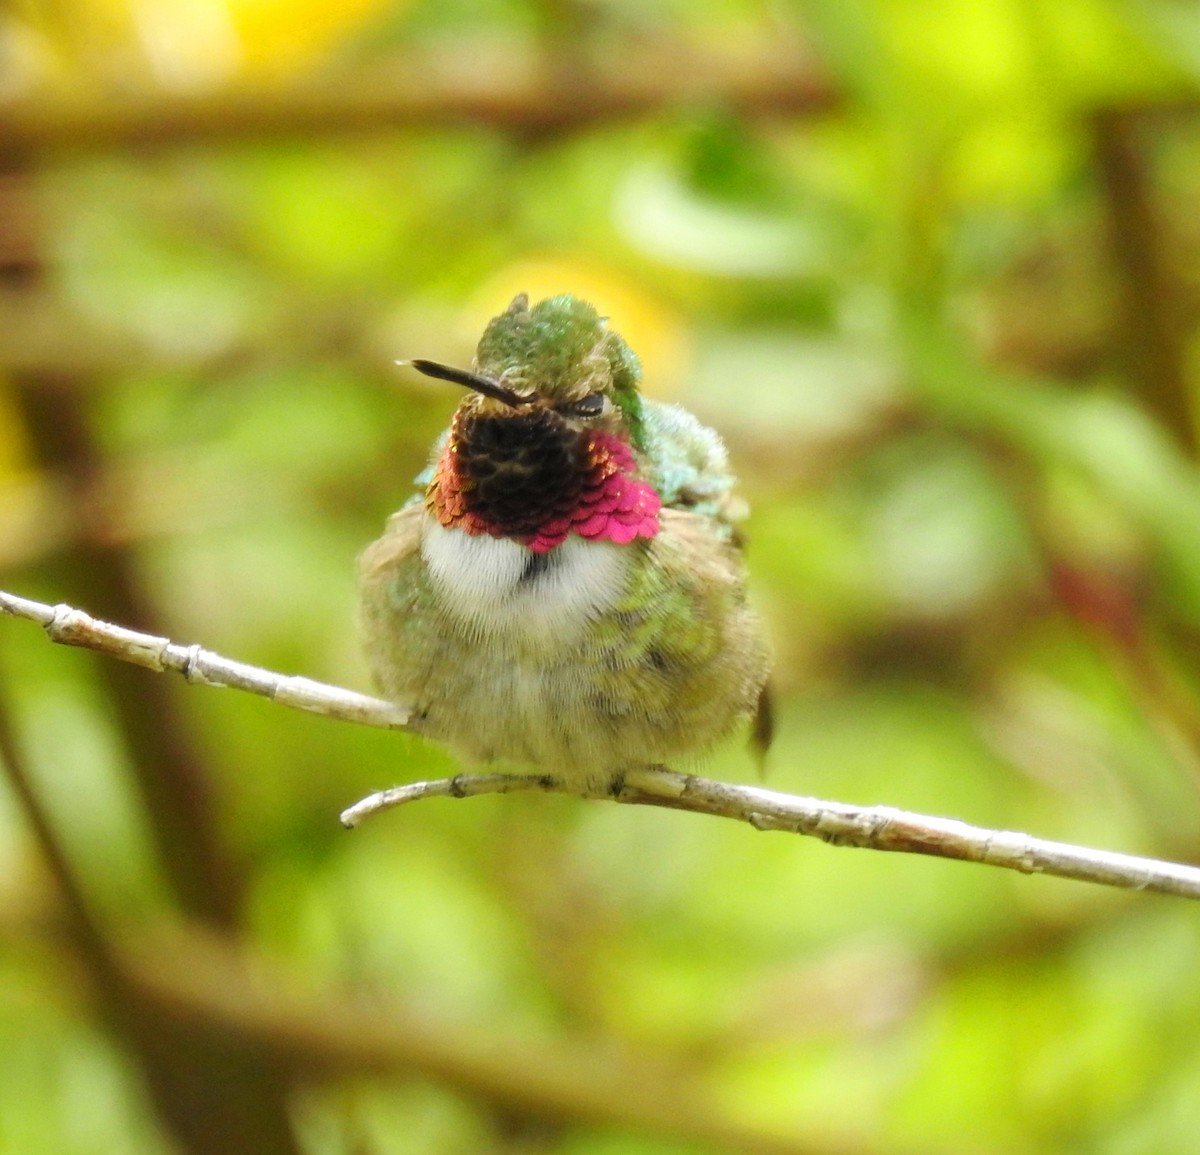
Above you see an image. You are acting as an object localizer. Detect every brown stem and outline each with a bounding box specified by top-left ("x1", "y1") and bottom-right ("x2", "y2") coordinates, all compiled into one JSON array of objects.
[
  {"x1": 0, "y1": 47, "x2": 839, "y2": 155},
  {"x1": 0, "y1": 671, "x2": 303, "y2": 1155},
  {"x1": 120, "y1": 921, "x2": 895, "y2": 1155},
  {"x1": 16, "y1": 374, "x2": 248, "y2": 925},
  {"x1": 1093, "y1": 106, "x2": 1195, "y2": 455},
  {"x1": 0, "y1": 158, "x2": 304, "y2": 1155}
]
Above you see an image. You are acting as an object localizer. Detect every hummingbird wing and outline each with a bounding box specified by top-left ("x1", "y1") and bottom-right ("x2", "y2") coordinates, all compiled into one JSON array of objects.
[
  {"x1": 750, "y1": 678, "x2": 775, "y2": 769},
  {"x1": 358, "y1": 502, "x2": 433, "y2": 704},
  {"x1": 641, "y1": 404, "x2": 773, "y2": 762},
  {"x1": 583, "y1": 506, "x2": 771, "y2": 765},
  {"x1": 359, "y1": 501, "x2": 425, "y2": 586}
]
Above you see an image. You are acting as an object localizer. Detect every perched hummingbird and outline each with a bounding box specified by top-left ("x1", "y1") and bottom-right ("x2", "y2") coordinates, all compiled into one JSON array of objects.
[{"x1": 359, "y1": 293, "x2": 771, "y2": 793}]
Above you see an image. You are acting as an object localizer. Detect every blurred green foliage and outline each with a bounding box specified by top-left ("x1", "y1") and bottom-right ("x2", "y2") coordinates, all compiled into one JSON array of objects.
[{"x1": 3, "y1": 1, "x2": 1200, "y2": 1153}]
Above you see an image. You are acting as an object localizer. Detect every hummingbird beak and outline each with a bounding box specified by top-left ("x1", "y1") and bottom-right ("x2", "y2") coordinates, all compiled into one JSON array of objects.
[{"x1": 406, "y1": 359, "x2": 532, "y2": 409}]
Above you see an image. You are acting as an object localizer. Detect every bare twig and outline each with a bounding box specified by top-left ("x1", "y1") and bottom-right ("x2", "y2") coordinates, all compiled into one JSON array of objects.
[
  {"x1": 0, "y1": 589, "x2": 408, "y2": 729},
  {"x1": 340, "y1": 768, "x2": 1200, "y2": 900},
  {"x1": 117, "y1": 921, "x2": 867, "y2": 1155},
  {"x1": 0, "y1": 48, "x2": 837, "y2": 156},
  {"x1": 5, "y1": 588, "x2": 1200, "y2": 900}
]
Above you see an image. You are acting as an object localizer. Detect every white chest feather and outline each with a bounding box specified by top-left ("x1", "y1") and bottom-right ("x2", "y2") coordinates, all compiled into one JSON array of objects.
[{"x1": 421, "y1": 520, "x2": 630, "y2": 644}]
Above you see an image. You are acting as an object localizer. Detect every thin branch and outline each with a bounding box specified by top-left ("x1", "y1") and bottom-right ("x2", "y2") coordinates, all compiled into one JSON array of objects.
[
  {"x1": 339, "y1": 769, "x2": 1200, "y2": 900},
  {"x1": 5, "y1": 588, "x2": 1200, "y2": 900},
  {"x1": 117, "y1": 921, "x2": 870, "y2": 1155},
  {"x1": 0, "y1": 589, "x2": 408, "y2": 729},
  {"x1": 0, "y1": 48, "x2": 838, "y2": 156}
]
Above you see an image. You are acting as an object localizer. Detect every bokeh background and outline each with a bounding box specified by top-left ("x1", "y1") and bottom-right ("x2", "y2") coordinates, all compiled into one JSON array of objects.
[{"x1": 3, "y1": 2, "x2": 1200, "y2": 1153}]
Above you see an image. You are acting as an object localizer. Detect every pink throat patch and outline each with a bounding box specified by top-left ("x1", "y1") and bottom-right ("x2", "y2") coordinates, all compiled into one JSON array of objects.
[
  {"x1": 525, "y1": 433, "x2": 661, "y2": 552},
  {"x1": 430, "y1": 430, "x2": 661, "y2": 553}
]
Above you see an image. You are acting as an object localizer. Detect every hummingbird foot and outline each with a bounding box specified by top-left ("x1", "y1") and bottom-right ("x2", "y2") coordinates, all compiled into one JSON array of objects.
[
  {"x1": 447, "y1": 770, "x2": 556, "y2": 797},
  {"x1": 602, "y1": 764, "x2": 681, "y2": 800}
]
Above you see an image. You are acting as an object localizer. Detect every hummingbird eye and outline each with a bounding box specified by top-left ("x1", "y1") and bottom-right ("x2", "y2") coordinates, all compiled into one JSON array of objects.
[{"x1": 561, "y1": 392, "x2": 606, "y2": 419}]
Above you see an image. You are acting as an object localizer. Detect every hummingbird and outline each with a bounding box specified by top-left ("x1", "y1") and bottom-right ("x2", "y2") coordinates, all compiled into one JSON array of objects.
[{"x1": 359, "y1": 293, "x2": 771, "y2": 794}]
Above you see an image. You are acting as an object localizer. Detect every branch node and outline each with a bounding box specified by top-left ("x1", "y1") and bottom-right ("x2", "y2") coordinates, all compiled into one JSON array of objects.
[
  {"x1": 46, "y1": 602, "x2": 84, "y2": 643},
  {"x1": 182, "y1": 643, "x2": 207, "y2": 684}
]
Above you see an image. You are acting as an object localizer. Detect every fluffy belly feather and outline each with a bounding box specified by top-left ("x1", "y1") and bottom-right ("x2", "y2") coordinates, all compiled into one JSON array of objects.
[{"x1": 421, "y1": 521, "x2": 631, "y2": 646}]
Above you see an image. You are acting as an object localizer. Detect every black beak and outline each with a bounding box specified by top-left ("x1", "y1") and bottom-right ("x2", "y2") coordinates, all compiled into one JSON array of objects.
[{"x1": 407, "y1": 359, "x2": 532, "y2": 409}]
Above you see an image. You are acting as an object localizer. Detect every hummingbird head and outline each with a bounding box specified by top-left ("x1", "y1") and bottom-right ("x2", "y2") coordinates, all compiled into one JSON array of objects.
[{"x1": 413, "y1": 294, "x2": 661, "y2": 553}]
